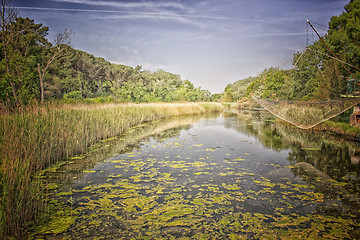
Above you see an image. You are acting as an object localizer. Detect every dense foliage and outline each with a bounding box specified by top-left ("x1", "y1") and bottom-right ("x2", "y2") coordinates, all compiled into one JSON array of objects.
[
  {"x1": 46, "y1": 48, "x2": 217, "y2": 103},
  {"x1": 0, "y1": 15, "x2": 218, "y2": 105},
  {"x1": 223, "y1": 76, "x2": 256, "y2": 101},
  {"x1": 0, "y1": 16, "x2": 50, "y2": 104},
  {"x1": 230, "y1": 0, "x2": 360, "y2": 101}
]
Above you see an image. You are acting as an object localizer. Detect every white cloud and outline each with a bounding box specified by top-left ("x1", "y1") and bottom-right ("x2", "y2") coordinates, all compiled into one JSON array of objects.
[{"x1": 51, "y1": 0, "x2": 186, "y2": 11}]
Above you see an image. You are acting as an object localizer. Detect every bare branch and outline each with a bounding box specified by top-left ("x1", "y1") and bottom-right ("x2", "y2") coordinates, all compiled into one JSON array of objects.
[{"x1": 1, "y1": 0, "x2": 17, "y2": 27}]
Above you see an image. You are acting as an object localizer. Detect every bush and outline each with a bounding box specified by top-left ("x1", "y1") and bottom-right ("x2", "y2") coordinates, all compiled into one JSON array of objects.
[{"x1": 63, "y1": 91, "x2": 82, "y2": 100}]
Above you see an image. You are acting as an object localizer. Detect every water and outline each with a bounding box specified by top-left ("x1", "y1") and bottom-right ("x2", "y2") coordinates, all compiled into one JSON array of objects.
[{"x1": 39, "y1": 110, "x2": 360, "y2": 239}]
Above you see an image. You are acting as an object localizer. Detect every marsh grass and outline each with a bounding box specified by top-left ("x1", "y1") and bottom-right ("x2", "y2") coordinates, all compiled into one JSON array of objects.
[{"x1": 0, "y1": 102, "x2": 223, "y2": 237}]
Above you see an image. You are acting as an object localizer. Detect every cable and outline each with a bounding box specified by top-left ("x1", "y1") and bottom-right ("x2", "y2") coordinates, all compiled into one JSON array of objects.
[
  {"x1": 307, "y1": 47, "x2": 360, "y2": 71},
  {"x1": 291, "y1": 48, "x2": 307, "y2": 70},
  {"x1": 307, "y1": 19, "x2": 357, "y2": 80},
  {"x1": 309, "y1": 20, "x2": 328, "y2": 31}
]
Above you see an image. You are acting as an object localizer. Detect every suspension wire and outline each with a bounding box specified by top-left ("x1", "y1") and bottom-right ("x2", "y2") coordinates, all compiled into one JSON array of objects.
[
  {"x1": 312, "y1": 29, "x2": 314, "y2": 44},
  {"x1": 278, "y1": 56, "x2": 293, "y2": 69},
  {"x1": 307, "y1": 19, "x2": 357, "y2": 80},
  {"x1": 277, "y1": 46, "x2": 308, "y2": 70},
  {"x1": 307, "y1": 47, "x2": 360, "y2": 71},
  {"x1": 275, "y1": 48, "x2": 306, "y2": 99},
  {"x1": 308, "y1": 20, "x2": 328, "y2": 31},
  {"x1": 291, "y1": 48, "x2": 307, "y2": 69}
]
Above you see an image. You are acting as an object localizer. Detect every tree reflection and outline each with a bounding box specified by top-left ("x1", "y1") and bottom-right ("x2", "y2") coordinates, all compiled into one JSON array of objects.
[{"x1": 227, "y1": 109, "x2": 360, "y2": 182}]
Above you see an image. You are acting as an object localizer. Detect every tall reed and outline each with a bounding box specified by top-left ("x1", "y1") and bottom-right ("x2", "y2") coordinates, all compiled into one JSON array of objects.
[{"x1": 0, "y1": 102, "x2": 223, "y2": 236}]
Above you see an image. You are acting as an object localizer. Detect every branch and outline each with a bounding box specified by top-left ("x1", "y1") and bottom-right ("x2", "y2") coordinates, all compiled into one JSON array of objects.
[
  {"x1": 55, "y1": 28, "x2": 74, "y2": 46},
  {"x1": 38, "y1": 28, "x2": 73, "y2": 102}
]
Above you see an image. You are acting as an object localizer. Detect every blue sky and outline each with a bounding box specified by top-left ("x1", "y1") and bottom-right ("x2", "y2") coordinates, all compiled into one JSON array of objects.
[{"x1": 10, "y1": 0, "x2": 349, "y2": 93}]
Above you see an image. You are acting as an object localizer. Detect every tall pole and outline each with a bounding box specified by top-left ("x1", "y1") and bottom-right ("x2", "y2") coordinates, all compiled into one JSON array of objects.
[
  {"x1": 307, "y1": 19, "x2": 356, "y2": 80},
  {"x1": 306, "y1": 20, "x2": 309, "y2": 46}
]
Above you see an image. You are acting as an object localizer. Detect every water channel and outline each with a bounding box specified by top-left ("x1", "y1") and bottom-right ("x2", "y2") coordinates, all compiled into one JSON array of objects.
[{"x1": 38, "y1": 110, "x2": 360, "y2": 239}]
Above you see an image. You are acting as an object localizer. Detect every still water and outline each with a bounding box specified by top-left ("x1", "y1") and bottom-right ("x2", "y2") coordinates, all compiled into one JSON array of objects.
[{"x1": 40, "y1": 110, "x2": 360, "y2": 239}]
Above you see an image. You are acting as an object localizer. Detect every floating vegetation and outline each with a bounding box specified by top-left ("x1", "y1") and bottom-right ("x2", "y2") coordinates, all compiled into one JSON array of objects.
[{"x1": 33, "y1": 112, "x2": 360, "y2": 239}]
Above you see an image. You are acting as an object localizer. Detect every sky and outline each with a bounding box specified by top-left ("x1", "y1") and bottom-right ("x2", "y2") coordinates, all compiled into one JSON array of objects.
[{"x1": 9, "y1": 0, "x2": 349, "y2": 93}]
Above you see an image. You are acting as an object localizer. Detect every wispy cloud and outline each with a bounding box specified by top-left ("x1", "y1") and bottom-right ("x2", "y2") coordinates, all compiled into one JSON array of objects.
[
  {"x1": 51, "y1": 0, "x2": 186, "y2": 11},
  {"x1": 15, "y1": 0, "x2": 272, "y2": 24},
  {"x1": 13, "y1": 4, "x2": 273, "y2": 32},
  {"x1": 13, "y1": 6, "x2": 208, "y2": 29}
]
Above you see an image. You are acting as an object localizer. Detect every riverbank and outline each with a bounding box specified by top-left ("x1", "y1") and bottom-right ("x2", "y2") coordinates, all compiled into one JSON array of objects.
[
  {"x1": 269, "y1": 114, "x2": 360, "y2": 141},
  {"x1": 0, "y1": 102, "x2": 223, "y2": 237},
  {"x1": 236, "y1": 97, "x2": 360, "y2": 141},
  {"x1": 314, "y1": 121, "x2": 360, "y2": 141}
]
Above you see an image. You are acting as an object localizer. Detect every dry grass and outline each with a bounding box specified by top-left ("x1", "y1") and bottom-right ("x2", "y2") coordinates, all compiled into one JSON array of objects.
[{"x1": 236, "y1": 97, "x2": 261, "y2": 110}]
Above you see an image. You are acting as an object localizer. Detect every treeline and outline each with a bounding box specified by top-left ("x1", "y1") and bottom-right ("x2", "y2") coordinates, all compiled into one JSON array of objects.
[
  {"x1": 226, "y1": 0, "x2": 360, "y2": 101},
  {"x1": 0, "y1": 9, "x2": 219, "y2": 105},
  {"x1": 45, "y1": 48, "x2": 219, "y2": 103}
]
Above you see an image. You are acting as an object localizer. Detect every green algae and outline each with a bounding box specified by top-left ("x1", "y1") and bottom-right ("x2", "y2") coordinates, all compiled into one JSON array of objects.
[
  {"x1": 69, "y1": 155, "x2": 86, "y2": 160},
  {"x1": 46, "y1": 183, "x2": 59, "y2": 190},
  {"x1": 34, "y1": 197, "x2": 78, "y2": 236},
  {"x1": 37, "y1": 212, "x2": 77, "y2": 235},
  {"x1": 32, "y1": 113, "x2": 360, "y2": 239}
]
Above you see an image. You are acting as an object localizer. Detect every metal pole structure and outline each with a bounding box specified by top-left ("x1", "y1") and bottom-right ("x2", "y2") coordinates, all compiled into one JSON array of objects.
[
  {"x1": 306, "y1": 20, "x2": 309, "y2": 46},
  {"x1": 306, "y1": 19, "x2": 357, "y2": 80}
]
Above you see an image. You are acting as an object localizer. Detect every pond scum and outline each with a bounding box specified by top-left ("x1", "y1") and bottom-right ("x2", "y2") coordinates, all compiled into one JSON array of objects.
[
  {"x1": 0, "y1": 102, "x2": 223, "y2": 237},
  {"x1": 31, "y1": 113, "x2": 360, "y2": 240}
]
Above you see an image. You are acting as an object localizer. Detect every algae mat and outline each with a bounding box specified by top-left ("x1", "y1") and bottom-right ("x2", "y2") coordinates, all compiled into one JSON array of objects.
[{"x1": 37, "y1": 114, "x2": 360, "y2": 239}]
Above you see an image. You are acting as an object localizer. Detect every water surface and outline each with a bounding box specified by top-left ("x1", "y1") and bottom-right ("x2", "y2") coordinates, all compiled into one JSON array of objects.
[{"x1": 39, "y1": 110, "x2": 360, "y2": 239}]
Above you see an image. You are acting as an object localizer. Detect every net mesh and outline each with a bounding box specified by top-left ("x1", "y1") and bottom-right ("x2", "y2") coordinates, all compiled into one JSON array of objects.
[{"x1": 252, "y1": 96, "x2": 360, "y2": 129}]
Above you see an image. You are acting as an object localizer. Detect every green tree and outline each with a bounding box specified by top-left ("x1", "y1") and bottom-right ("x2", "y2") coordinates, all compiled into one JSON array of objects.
[
  {"x1": 37, "y1": 29, "x2": 72, "y2": 102},
  {"x1": 327, "y1": 0, "x2": 360, "y2": 73},
  {"x1": 223, "y1": 84, "x2": 234, "y2": 102},
  {"x1": 290, "y1": 46, "x2": 323, "y2": 100},
  {"x1": 0, "y1": 0, "x2": 17, "y2": 101},
  {"x1": 0, "y1": 17, "x2": 50, "y2": 104},
  {"x1": 262, "y1": 70, "x2": 288, "y2": 99}
]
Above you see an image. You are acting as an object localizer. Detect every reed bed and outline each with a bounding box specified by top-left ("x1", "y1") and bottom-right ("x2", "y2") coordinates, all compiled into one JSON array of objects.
[{"x1": 0, "y1": 102, "x2": 223, "y2": 236}]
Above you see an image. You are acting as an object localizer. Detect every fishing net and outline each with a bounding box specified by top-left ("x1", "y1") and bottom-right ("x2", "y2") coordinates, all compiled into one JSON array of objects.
[
  {"x1": 251, "y1": 20, "x2": 360, "y2": 129},
  {"x1": 252, "y1": 96, "x2": 360, "y2": 129}
]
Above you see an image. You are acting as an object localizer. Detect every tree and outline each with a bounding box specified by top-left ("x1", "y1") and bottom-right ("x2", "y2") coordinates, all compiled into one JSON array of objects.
[
  {"x1": 0, "y1": 0, "x2": 17, "y2": 101},
  {"x1": 0, "y1": 16, "x2": 50, "y2": 104},
  {"x1": 315, "y1": 59, "x2": 346, "y2": 98},
  {"x1": 327, "y1": 0, "x2": 360, "y2": 71},
  {"x1": 262, "y1": 70, "x2": 287, "y2": 99},
  {"x1": 37, "y1": 29, "x2": 72, "y2": 102},
  {"x1": 223, "y1": 84, "x2": 234, "y2": 102}
]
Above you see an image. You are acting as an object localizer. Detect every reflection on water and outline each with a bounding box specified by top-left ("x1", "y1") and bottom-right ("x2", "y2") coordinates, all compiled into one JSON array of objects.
[
  {"x1": 39, "y1": 110, "x2": 360, "y2": 239},
  {"x1": 228, "y1": 109, "x2": 360, "y2": 197},
  {"x1": 42, "y1": 114, "x2": 213, "y2": 185}
]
